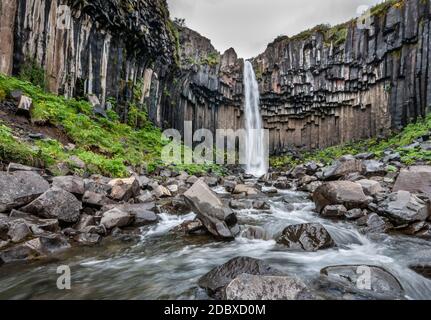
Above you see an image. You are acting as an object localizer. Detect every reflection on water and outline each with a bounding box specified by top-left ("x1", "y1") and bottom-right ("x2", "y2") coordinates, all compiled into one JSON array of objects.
[{"x1": 1, "y1": 188, "x2": 431, "y2": 300}]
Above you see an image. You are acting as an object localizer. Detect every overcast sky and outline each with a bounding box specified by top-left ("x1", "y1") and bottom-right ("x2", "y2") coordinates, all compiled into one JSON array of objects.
[{"x1": 167, "y1": 0, "x2": 383, "y2": 59}]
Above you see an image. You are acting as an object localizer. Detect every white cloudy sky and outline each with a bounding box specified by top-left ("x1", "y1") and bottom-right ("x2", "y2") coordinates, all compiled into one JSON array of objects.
[{"x1": 167, "y1": 0, "x2": 383, "y2": 59}]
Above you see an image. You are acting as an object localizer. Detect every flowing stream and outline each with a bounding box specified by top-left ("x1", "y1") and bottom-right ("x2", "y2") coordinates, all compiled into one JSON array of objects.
[
  {"x1": 243, "y1": 61, "x2": 268, "y2": 177},
  {"x1": 1, "y1": 181, "x2": 431, "y2": 300}
]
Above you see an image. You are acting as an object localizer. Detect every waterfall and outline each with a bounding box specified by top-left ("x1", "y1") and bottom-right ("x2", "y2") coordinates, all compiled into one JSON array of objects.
[{"x1": 243, "y1": 61, "x2": 268, "y2": 177}]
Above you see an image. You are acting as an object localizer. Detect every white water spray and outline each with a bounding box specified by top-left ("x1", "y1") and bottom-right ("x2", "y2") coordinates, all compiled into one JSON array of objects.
[{"x1": 243, "y1": 61, "x2": 268, "y2": 177}]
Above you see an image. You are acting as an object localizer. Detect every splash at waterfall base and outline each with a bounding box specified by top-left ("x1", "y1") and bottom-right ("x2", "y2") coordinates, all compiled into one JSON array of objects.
[{"x1": 161, "y1": 122, "x2": 269, "y2": 175}]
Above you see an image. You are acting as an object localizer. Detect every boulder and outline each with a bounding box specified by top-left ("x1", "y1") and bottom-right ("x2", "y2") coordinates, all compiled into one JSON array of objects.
[
  {"x1": 360, "y1": 213, "x2": 391, "y2": 234},
  {"x1": 357, "y1": 179, "x2": 384, "y2": 196},
  {"x1": 7, "y1": 220, "x2": 31, "y2": 243},
  {"x1": 68, "y1": 156, "x2": 86, "y2": 169},
  {"x1": 277, "y1": 223, "x2": 335, "y2": 251},
  {"x1": 122, "y1": 204, "x2": 158, "y2": 227},
  {"x1": 173, "y1": 219, "x2": 206, "y2": 235},
  {"x1": 108, "y1": 177, "x2": 140, "y2": 201},
  {"x1": 25, "y1": 234, "x2": 71, "y2": 254},
  {"x1": 0, "y1": 171, "x2": 50, "y2": 213},
  {"x1": 152, "y1": 185, "x2": 172, "y2": 199},
  {"x1": 233, "y1": 184, "x2": 259, "y2": 196},
  {"x1": 225, "y1": 274, "x2": 312, "y2": 300},
  {"x1": 75, "y1": 233, "x2": 102, "y2": 246},
  {"x1": 21, "y1": 188, "x2": 82, "y2": 224},
  {"x1": 313, "y1": 181, "x2": 369, "y2": 213},
  {"x1": 252, "y1": 200, "x2": 270, "y2": 210},
  {"x1": 321, "y1": 205, "x2": 347, "y2": 218},
  {"x1": 9, "y1": 210, "x2": 59, "y2": 233},
  {"x1": 322, "y1": 158, "x2": 363, "y2": 180},
  {"x1": 378, "y1": 191, "x2": 429, "y2": 226},
  {"x1": 223, "y1": 180, "x2": 237, "y2": 193},
  {"x1": 136, "y1": 190, "x2": 154, "y2": 203},
  {"x1": 204, "y1": 177, "x2": 218, "y2": 187},
  {"x1": 52, "y1": 176, "x2": 85, "y2": 195},
  {"x1": 274, "y1": 177, "x2": 291, "y2": 190},
  {"x1": 320, "y1": 265, "x2": 404, "y2": 299},
  {"x1": 16, "y1": 95, "x2": 33, "y2": 116},
  {"x1": 183, "y1": 180, "x2": 239, "y2": 239},
  {"x1": 362, "y1": 160, "x2": 386, "y2": 176},
  {"x1": 82, "y1": 191, "x2": 116, "y2": 208},
  {"x1": 241, "y1": 226, "x2": 270, "y2": 240},
  {"x1": 7, "y1": 163, "x2": 42, "y2": 173},
  {"x1": 75, "y1": 214, "x2": 95, "y2": 231},
  {"x1": 229, "y1": 200, "x2": 252, "y2": 210},
  {"x1": 393, "y1": 166, "x2": 431, "y2": 197},
  {"x1": 100, "y1": 208, "x2": 134, "y2": 229},
  {"x1": 0, "y1": 244, "x2": 41, "y2": 265},
  {"x1": 198, "y1": 257, "x2": 282, "y2": 299},
  {"x1": 345, "y1": 209, "x2": 367, "y2": 220}
]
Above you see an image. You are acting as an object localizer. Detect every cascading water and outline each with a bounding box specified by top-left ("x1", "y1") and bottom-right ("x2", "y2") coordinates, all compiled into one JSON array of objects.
[{"x1": 243, "y1": 61, "x2": 268, "y2": 177}]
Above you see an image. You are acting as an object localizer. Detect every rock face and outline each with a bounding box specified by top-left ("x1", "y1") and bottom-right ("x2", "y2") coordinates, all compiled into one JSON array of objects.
[
  {"x1": 320, "y1": 265, "x2": 404, "y2": 299},
  {"x1": 225, "y1": 274, "x2": 312, "y2": 300},
  {"x1": 183, "y1": 180, "x2": 239, "y2": 239},
  {"x1": 198, "y1": 257, "x2": 282, "y2": 299},
  {"x1": 0, "y1": 0, "x2": 176, "y2": 124},
  {"x1": 1, "y1": 0, "x2": 430, "y2": 154},
  {"x1": 0, "y1": 171, "x2": 50, "y2": 213},
  {"x1": 21, "y1": 188, "x2": 82, "y2": 224},
  {"x1": 277, "y1": 223, "x2": 335, "y2": 252},
  {"x1": 313, "y1": 181, "x2": 369, "y2": 213},
  {"x1": 378, "y1": 191, "x2": 429, "y2": 226}
]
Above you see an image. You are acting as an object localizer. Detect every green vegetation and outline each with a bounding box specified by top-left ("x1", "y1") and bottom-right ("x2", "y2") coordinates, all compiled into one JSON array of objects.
[
  {"x1": 167, "y1": 19, "x2": 181, "y2": 68},
  {"x1": 0, "y1": 75, "x2": 221, "y2": 177},
  {"x1": 271, "y1": 114, "x2": 431, "y2": 169},
  {"x1": 201, "y1": 52, "x2": 220, "y2": 67}
]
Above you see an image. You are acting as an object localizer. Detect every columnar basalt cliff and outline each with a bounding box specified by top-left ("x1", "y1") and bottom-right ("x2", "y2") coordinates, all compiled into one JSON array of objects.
[
  {"x1": 0, "y1": 0, "x2": 177, "y2": 121},
  {"x1": 252, "y1": 0, "x2": 431, "y2": 152},
  {"x1": 1, "y1": 0, "x2": 430, "y2": 154}
]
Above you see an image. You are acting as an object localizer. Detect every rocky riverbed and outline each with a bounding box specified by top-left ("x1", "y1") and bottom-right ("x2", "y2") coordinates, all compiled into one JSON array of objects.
[{"x1": 1, "y1": 150, "x2": 431, "y2": 300}]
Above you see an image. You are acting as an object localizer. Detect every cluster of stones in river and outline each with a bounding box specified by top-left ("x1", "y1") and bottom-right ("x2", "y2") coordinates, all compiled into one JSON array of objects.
[{"x1": 1, "y1": 143, "x2": 431, "y2": 299}]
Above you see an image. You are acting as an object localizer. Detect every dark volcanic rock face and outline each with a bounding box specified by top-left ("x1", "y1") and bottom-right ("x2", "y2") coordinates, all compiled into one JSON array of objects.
[{"x1": 1, "y1": 0, "x2": 431, "y2": 155}]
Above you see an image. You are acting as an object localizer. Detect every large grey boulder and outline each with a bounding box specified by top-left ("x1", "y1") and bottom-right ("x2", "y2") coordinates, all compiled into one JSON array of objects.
[
  {"x1": 198, "y1": 257, "x2": 282, "y2": 299},
  {"x1": 0, "y1": 171, "x2": 50, "y2": 213},
  {"x1": 393, "y1": 166, "x2": 431, "y2": 197},
  {"x1": 322, "y1": 157, "x2": 363, "y2": 180},
  {"x1": 357, "y1": 179, "x2": 384, "y2": 196},
  {"x1": 225, "y1": 274, "x2": 312, "y2": 300},
  {"x1": 277, "y1": 223, "x2": 336, "y2": 252},
  {"x1": 108, "y1": 177, "x2": 140, "y2": 201},
  {"x1": 114, "y1": 204, "x2": 158, "y2": 227},
  {"x1": 378, "y1": 191, "x2": 429, "y2": 226},
  {"x1": 52, "y1": 176, "x2": 85, "y2": 195},
  {"x1": 320, "y1": 265, "x2": 404, "y2": 299},
  {"x1": 21, "y1": 188, "x2": 82, "y2": 224},
  {"x1": 100, "y1": 208, "x2": 134, "y2": 229},
  {"x1": 313, "y1": 181, "x2": 370, "y2": 213},
  {"x1": 362, "y1": 160, "x2": 386, "y2": 176},
  {"x1": 183, "y1": 180, "x2": 239, "y2": 239}
]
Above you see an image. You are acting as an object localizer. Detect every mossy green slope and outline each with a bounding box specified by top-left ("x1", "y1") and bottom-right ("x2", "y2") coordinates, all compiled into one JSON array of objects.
[{"x1": 0, "y1": 75, "x2": 219, "y2": 177}]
